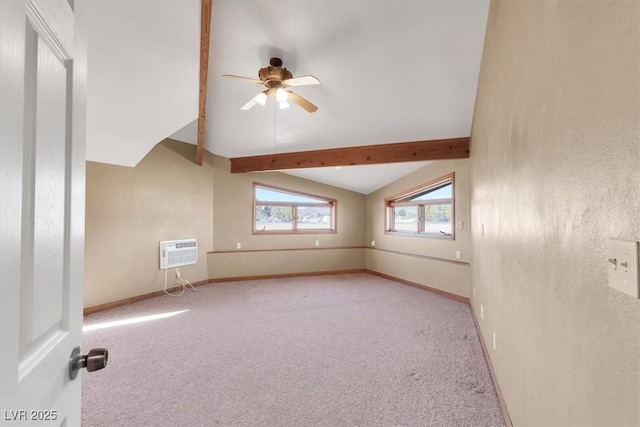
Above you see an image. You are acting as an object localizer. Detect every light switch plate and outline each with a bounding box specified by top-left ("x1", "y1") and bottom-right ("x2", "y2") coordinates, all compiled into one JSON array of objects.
[{"x1": 608, "y1": 239, "x2": 639, "y2": 298}]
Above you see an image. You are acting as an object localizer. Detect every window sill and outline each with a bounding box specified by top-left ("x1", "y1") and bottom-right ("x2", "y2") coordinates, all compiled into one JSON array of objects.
[
  {"x1": 253, "y1": 229, "x2": 337, "y2": 235},
  {"x1": 384, "y1": 230, "x2": 454, "y2": 240}
]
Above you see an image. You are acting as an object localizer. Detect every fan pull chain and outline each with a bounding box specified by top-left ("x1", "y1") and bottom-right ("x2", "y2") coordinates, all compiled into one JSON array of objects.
[{"x1": 273, "y1": 100, "x2": 277, "y2": 154}]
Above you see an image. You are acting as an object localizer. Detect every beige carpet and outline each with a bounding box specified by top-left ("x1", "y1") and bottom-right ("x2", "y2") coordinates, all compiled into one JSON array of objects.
[{"x1": 82, "y1": 273, "x2": 504, "y2": 426}]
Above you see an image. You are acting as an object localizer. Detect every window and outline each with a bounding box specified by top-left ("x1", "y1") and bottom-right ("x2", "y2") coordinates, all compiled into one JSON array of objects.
[
  {"x1": 254, "y1": 183, "x2": 336, "y2": 234},
  {"x1": 385, "y1": 173, "x2": 454, "y2": 239}
]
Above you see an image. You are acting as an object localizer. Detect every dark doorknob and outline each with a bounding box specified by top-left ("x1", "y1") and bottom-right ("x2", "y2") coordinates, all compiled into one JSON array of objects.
[{"x1": 69, "y1": 346, "x2": 109, "y2": 380}]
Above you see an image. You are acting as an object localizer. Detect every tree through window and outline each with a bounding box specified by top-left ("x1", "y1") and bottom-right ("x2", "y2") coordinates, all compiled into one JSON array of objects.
[
  {"x1": 254, "y1": 183, "x2": 336, "y2": 234},
  {"x1": 385, "y1": 173, "x2": 454, "y2": 239}
]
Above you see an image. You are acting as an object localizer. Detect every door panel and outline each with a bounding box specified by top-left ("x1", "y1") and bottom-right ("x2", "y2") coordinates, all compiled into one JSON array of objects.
[
  {"x1": 1, "y1": 0, "x2": 86, "y2": 425},
  {"x1": 26, "y1": 22, "x2": 69, "y2": 347}
]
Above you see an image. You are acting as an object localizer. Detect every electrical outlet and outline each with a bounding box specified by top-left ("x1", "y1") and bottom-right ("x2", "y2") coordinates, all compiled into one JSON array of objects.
[
  {"x1": 456, "y1": 220, "x2": 463, "y2": 229},
  {"x1": 371, "y1": 240, "x2": 375, "y2": 247},
  {"x1": 236, "y1": 242, "x2": 241, "y2": 250},
  {"x1": 175, "y1": 268, "x2": 181, "y2": 278},
  {"x1": 455, "y1": 250, "x2": 461, "y2": 259},
  {"x1": 480, "y1": 304, "x2": 485, "y2": 320},
  {"x1": 315, "y1": 240, "x2": 320, "y2": 247},
  {"x1": 493, "y1": 332, "x2": 496, "y2": 350}
]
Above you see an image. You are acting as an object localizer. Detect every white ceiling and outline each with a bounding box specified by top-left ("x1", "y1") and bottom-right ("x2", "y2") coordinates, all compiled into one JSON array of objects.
[
  {"x1": 87, "y1": 1, "x2": 489, "y2": 194},
  {"x1": 282, "y1": 162, "x2": 432, "y2": 195},
  {"x1": 169, "y1": 120, "x2": 430, "y2": 194},
  {"x1": 86, "y1": 1, "x2": 200, "y2": 167},
  {"x1": 203, "y1": 0, "x2": 489, "y2": 194}
]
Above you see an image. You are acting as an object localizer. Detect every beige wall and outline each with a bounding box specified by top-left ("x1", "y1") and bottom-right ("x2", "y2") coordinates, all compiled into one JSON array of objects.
[
  {"x1": 365, "y1": 159, "x2": 472, "y2": 297},
  {"x1": 84, "y1": 139, "x2": 214, "y2": 307},
  {"x1": 209, "y1": 249, "x2": 364, "y2": 279},
  {"x1": 471, "y1": 1, "x2": 640, "y2": 425},
  {"x1": 208, "y1": 155, "x2": 366, "y2": 278},
  {"x1": 365, "y1": 249, "x2": 469, "y2": 298},
  {"x1": 85, "y1": 146, "x2": 367, "y2": 307}
]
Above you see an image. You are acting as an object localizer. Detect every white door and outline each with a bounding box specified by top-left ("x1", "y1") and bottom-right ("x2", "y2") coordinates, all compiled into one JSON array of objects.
[{"x1": 1, "y1": 0, "x2": 87, "y2": 425}]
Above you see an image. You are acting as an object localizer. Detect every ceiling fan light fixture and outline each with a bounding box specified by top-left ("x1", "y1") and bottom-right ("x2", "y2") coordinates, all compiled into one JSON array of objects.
[
  {"x1": 256, "y1": 92, "x2": 267, "y2": 106},
  {"x1": 276, "y1": 88, "x2": 288, "y2": 102},
  {"x1": 223, "y1": 58, "x2": 319, "y2": 112}
]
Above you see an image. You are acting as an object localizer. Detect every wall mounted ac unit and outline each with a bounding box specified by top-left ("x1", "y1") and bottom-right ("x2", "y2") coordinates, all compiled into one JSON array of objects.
[{"x1": 159, "y1": 239, "x2": 197, "y2": 269}]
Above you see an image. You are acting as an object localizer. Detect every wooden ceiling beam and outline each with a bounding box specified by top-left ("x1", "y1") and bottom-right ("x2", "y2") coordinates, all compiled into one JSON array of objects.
[
  {"x1": 196, "y1": 0, "x2": 212, "y2": 166},
  {"x1": 230, "y1": 137, "x2": 470, "y2": 173}
]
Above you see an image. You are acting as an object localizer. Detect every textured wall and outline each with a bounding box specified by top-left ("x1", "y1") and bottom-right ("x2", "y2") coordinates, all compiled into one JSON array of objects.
[
  {"x1": 470, "y1": 1, "x2": 640, "y2": 425},
  {"x1": 365, "y1": 159, "x2": 472, "y2": 297},
  {"x1": 84, "y1": 139, "x2": 214, "y2": 307}
]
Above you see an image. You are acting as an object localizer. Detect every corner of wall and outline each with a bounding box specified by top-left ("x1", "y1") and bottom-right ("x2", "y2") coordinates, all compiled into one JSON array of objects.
[{"x1": 84, "y1": 139, "x2": 214, "y2": 308}]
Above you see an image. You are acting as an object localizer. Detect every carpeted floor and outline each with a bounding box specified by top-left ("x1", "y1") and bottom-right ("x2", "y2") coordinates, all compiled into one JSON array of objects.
[{"x1": 82, "y1": 273, "x2": 505, "y2": 426}]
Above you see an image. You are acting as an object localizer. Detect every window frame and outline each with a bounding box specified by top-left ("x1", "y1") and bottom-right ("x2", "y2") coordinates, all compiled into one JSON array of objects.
[
  {"x1": 253, "y1": 182, "x2": 337, "y2": 235},
  {"x1": 384, "y1": 172, "x2": 455, "y2": 240}
]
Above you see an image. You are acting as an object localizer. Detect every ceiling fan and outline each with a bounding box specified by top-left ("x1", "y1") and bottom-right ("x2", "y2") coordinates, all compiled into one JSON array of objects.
[{"x1": 222, "y1": 57, "x2": 320, "y2": 113}]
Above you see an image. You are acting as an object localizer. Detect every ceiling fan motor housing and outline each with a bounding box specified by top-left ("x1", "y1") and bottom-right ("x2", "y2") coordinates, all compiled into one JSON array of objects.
[
  {"x1": 259, "y1": 63, "x2": 293, "y2": 88},
  {"x1": 269, "y1": 57, "x2": 283, "y2": 67}
]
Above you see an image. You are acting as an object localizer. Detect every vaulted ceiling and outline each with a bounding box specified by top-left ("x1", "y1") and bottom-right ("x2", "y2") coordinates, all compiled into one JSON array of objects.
[{"x1": 86, "y1": 0, "x2": 490, "y2": 194}]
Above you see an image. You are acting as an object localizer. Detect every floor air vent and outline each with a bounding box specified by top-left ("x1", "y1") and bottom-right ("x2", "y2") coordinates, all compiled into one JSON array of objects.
[{"x1": 159, "y1": 239, "x2": 197, "y2": 269}]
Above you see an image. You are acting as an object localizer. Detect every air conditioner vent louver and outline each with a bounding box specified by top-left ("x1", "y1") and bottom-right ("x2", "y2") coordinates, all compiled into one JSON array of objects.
[{"x1": 160, "y1": 239, "x2": 197, "y2": 269}]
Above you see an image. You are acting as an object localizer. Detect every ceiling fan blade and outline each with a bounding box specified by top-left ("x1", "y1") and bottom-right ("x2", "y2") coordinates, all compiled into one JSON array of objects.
[
  {"x1": 282, "y1": 75, "x2": 320, "y2": 87},
  {"x1": 240, "y1": 96, "x2": 259, "y2": 111},
  {"x1": 221, "y1": 74, "x2": 262, "y2": 84},
  {"x1": 287, "y1": 91, "x2": 318, "y2": 113},
  {"x1": 240, "y1": 91, "x2": 269, "y2": 111}
]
